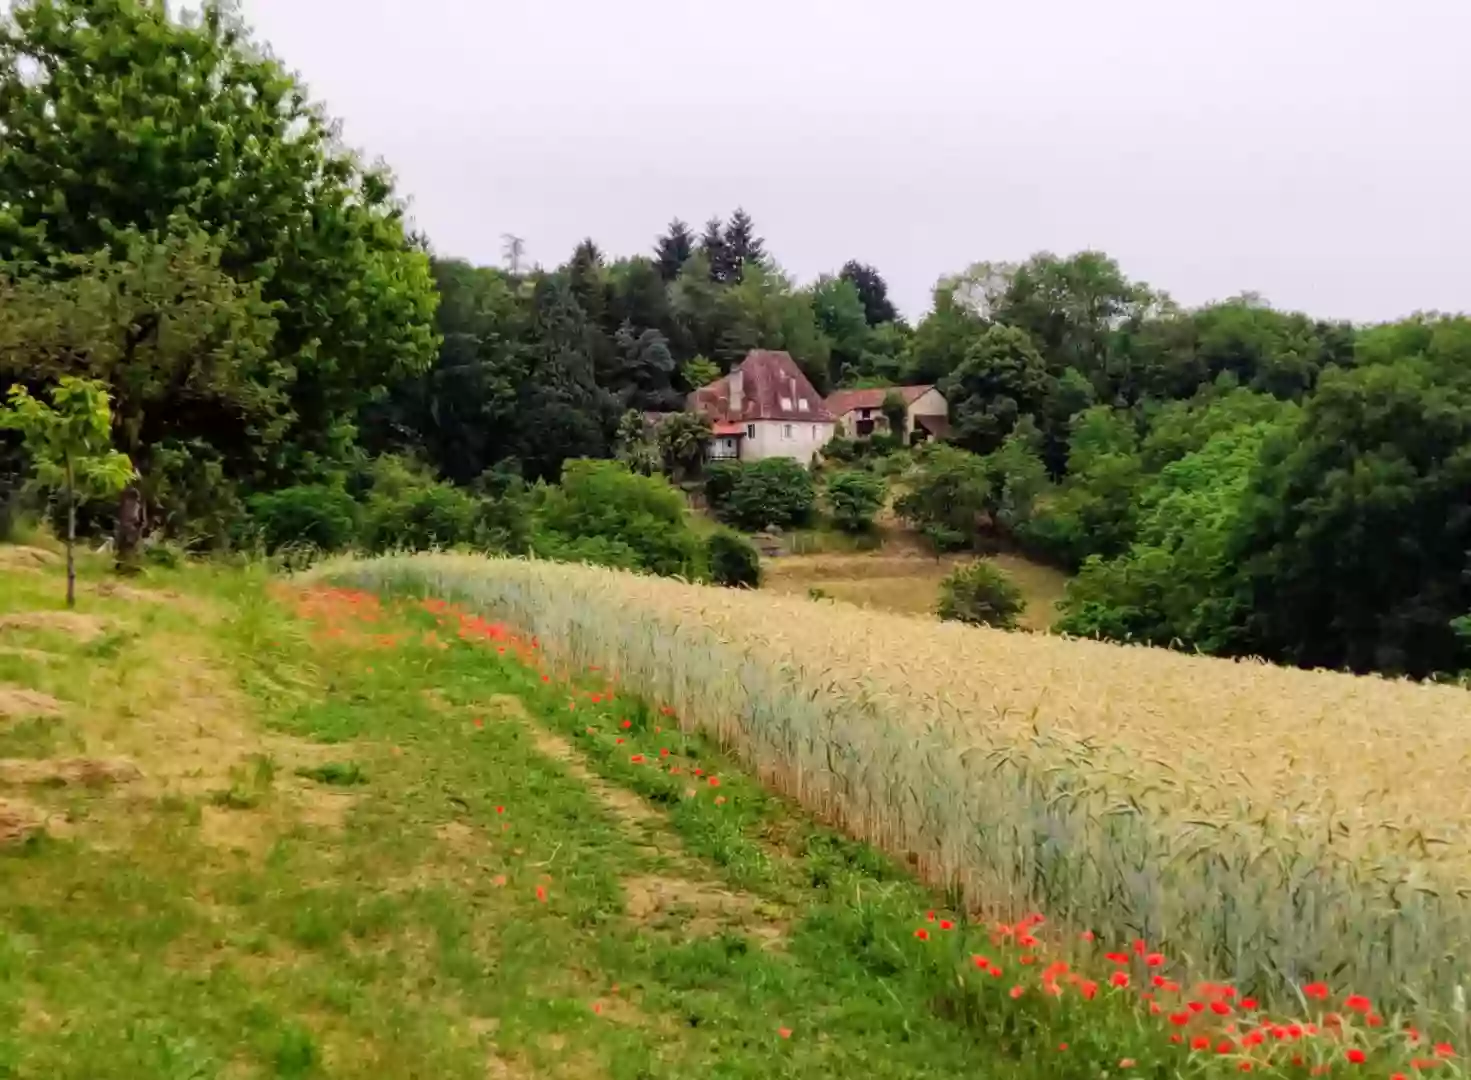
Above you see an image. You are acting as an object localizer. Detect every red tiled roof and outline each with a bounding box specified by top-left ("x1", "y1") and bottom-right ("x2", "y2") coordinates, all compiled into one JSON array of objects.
[
  {"x1": 688, "y1": 350, "x2": 835, "y2": 423},
  {"x1": 824, "y1": 385, "x2": 936, "y2": 416},
  {"x1": 712, "y1": 421, "x2": 746, "y2": 436}
]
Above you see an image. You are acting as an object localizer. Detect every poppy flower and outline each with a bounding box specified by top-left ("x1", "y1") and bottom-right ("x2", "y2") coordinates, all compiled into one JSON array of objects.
[
  {"x1": 473, "y1": 718, "x2": 484, "y2": 729},
  {"x1": 1145, "y1": 952, "x2": 1165, "y2": 967},
  {"x1": 1133, "y1": 939, "x2": 1147, "y2": 955},
  {"x1": 971, "y1": 955, "x2": 989, "y2": 969},
  {"x1": 1081, "y1": 930, "x2": 1096, "y2": 941},
  {"x1": 1057, "y1": 1042, "x2": 1068, "y2": 1051},
  {"x1": 1392, "y1": 1074, "x2": 1408, "y2": 1080},
  {"x1": 708, "y1": 776, "x2": 720, "y2": 787},
  {"x1": 1433, "y1": 1043, "x2": 1454, "y2": 1059},
  {"x1": 1009, "y1": 986, "x2": 1024, "y2": 999},
  {"x1": 778, "y1": 1027, "x2": 792, "y2": 1039},
  {"x1": 492, "y1": 874, "x2": 507, "y2": 887},
  {"x1": 1105, "y1": 952, "x2": 1129, "y2": 965},
  {"x1": 1238, "y1": 1064, "x2": 1253, "y2": 1074},
  {"x1": 496, "y1": 806, "x2": 505, "y2": 815},
  {"x1": 1211, "y1": 1001, "x2": 1232, "y2": 1016},
  {"x1": 1119, "y1": 1059, "x2": 1136, "y2": 1068},
  {"x1": 1191, "y1": 1036, "x2": 1210, "y2": 1050},
  {"x1": 541, "y1": 674, "x2": 550, "y2": 683},
  {"x1": 620, "y1": 719, "x2": 632, "y2": 730},
  {"x1": 926, "y1": 910, "x2": 936, "y2": 922},
  {"x1": 1018, "y1": 933, "x2": 1038, "y2": 947},
  {"x1": 1188, "y1": 1001, "x2": 1206, "y2": 1013},
  {"x1": 939, "y1": 919, "x2": 954, "y2": 931},
  {"x1": 1110, "y1": 972, "x2": 1130, "y2": 988},
  {"x1": 1344, "y1": 994, "x2": 1373, "y2": 1014},
  {"x1": 1170, "y1": 1034, "x2": 1183, "y2": 1045},
  {"x1": 714, "y1": 796, "x2": 725, "y2": 805},
  {"x1": 914, "y1": 928, "x2": 930, "y2": 941},
  {"x1": 1169, "y1": 1011, "x2": 1190, "y2": 1026},
  {"x1": 659, "y1": 748, "x2": 670, "y2": 757},
  {"x1": 535, "y1": 885, "x2": 547, "y2": 903},
  {"x1": 1367, "y1": 1014, "x2": 1383, "y2": 1028},
  {"x1": 630, "y1": 754, "x2": 645, "y2": 764},
  {"x1": 1215, "y1": 1040, "x2": 1233, "y2": 1055},
  {"x1": 1152, "y1": 975, "x2": 1168, "y2": 988},
  {"x1": 1240, "y1": 998, "x2": 1258, "y2": 1010},
  {"x1": 1303, "y1": 982, "x2": 1330, "y2": 1000},
  {"x1": 1345, "y1": 1049, "x2": 1366, "y2": 1064},
  {"x1": 1020, "y1": 955, "x2": 1037, "y2": 965},
  {"x1": 1080, "y1": 980, "x2": 1099, "y2": 1000}
]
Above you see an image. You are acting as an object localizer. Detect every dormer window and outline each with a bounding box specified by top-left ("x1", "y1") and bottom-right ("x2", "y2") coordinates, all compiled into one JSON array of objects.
[
  {"x1": 798, "y1": 399, "x2": 810, "y2": 412},
  {"x1": 779, "y1": 397, "x2": 793, "y2": 411}
]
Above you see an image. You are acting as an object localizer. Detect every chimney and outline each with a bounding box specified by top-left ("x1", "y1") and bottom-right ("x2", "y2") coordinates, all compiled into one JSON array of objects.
[{"x1": 729, "y1": 368, "x2": 744, "y2": 419}]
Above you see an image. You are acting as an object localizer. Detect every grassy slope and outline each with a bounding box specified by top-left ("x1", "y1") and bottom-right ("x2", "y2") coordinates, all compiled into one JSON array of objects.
[{"x1": 0, "y1": 549, "x2": 1041, "y2": 1079}]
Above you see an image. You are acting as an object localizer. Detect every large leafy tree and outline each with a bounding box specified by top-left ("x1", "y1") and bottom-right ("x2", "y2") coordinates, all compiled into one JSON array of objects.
[
  {"x1": 809, "y1": 275, "x2": 870, "y2": 386},
  {"x1": 940, "y1": 325, "x2": 1053, "y2": 454},
  {"x1": 0, "y1": 0, "x2": 439, "y2": 480},
  {"x1": 840, "y1": 260, "x2": 899, "y2": 327}
]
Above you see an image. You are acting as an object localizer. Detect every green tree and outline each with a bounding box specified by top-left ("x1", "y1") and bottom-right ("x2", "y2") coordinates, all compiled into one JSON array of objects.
[
  {"x1": 880, "y1": 390, "x2": 908, "y2": 441},
  {"x1": 810, "y1": 276, "x2": 870, "y2": 386},
  {"x1": 1, "y1": 377, "x2": 133, "y2": 606},
  {"x1": 937, "y1": 560, "x2": 1026, "y2": 629},
  {"x1": 723, "y1": 208, "x2": 765, "y2": 279},
  {"x1": 840, "y1": 260, "x2": 899, "y2": 327},
  {"x1": 654, "y1": 219, "x2": 695, "y2": 282},
  {"x1": 893, "y1": 443, "x2": 992, "y2": 551},
  {"x1": 723, "y1": 458, "x2": 816, "y2": 531},
  {"x1": 722, "y1": 262, "x2": 832, "y2": 392},
  {"x1": 706, "y1": 529, "x2": 761, "y2": 588},
  {"x1": 680, "y1": 355, "x2": 719, "y2": 393},
  {"x1": 535, "y1": 460, "x2": 702, "y2": 578},
  {"x1": 941, "y1": 325, "x2": 1053, "y2": 454},
  {"x1": 655, "y1": 411, "x2": 712, "y2": 482},
  {"x1": 614, "y1": 411, "x2": 659, "y2": 476},
  {"x1": 825, "y1": 470, "x2": 886, "y2": 532},
  {"x1": 904, "y1": 282, "x2": 986, "y2": 384},
  {"x1": 0, "y1": 0, "x2": 439, "y2": 478}
]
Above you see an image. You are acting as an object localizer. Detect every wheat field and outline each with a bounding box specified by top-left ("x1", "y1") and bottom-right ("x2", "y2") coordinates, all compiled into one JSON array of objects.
[{"x1": 327, "y1": 552, "x2": 1471, "y2": 1012}]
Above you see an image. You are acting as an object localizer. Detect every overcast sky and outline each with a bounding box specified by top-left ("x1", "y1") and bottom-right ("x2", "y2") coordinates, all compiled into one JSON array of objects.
[{"x1": 240, "y1": 0, "x2": 1469, "y2": 323}]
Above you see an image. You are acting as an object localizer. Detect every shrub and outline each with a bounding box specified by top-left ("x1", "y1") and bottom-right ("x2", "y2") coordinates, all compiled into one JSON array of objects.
[
  {"x1": 535, "y1": 459, "x2": 702, "y2": 578},
  {"x1": 723, "y1": 458, "x2": 815, "y2": 531},
  {"x1": 894, "y1": 444, "x2": 991, "y2": 551},
  {"x1": 706, "y1": 529, "x2": 761, "y2": 588},
  {"x1": 822, "y1": 435, "x2": 862, "y2": 465},
  {"x1": 247, "y1": 484, "x2": 360, "y2": 553},
  {"x1": 363, "y1": 480, "x2": 482, "y2": 553},
  {"x1": 936, "y1": 560, "x2": 1026, "y2": 629},
  {"x1": 825, "y1": 470, "x2": 886, "y2": 533},
  {"x1": 703, "y1": 460, "x2": 744, "y2": 511}
]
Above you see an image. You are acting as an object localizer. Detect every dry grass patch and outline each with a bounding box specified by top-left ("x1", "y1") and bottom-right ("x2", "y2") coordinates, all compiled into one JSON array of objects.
[
  {"x1": 0, "y1": 684, "x2": 62, "y2": 718},
  {"x1": 0, "y1": 795, "x2": 44, "y2": 844},
  {"x1": 0, "y1": 755, "x2": 142, "y2": 786},
  {"x1": 0, "y1": 610, "x2": 111, "y2": 643},
  {"x1": 623, "y1": 873, "x2": 785, "y2": 945},
  {"x1": 0, "y1": 545, "x2": 59, "y2": 571}
]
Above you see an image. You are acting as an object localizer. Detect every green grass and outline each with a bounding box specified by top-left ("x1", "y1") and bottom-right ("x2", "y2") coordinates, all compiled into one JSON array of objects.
[{"x1": 0, "y1": 545, "x2": 1425, "y2": 1079}]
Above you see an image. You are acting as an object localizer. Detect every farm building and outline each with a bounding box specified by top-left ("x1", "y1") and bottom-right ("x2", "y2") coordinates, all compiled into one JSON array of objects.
[
  {"x1": 823, "y1": 385, "x2": 950, "y2": 444},
  {"x1": 687, "y1": 350, "x2": 836, "y2": 465}
]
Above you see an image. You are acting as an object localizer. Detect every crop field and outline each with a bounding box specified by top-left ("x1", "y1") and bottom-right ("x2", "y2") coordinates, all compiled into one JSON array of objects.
[{"x1": 333, "y1": 552, "x2": 1471, "y2": 1025}]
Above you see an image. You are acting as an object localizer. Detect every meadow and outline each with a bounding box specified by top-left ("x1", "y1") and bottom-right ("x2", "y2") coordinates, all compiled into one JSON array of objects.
[{"x1": 332, "y1": 553, "x2": 1471, "y2": 1027}]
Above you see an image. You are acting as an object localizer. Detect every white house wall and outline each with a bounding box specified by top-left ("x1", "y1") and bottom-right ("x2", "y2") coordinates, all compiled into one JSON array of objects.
[{"x1": 741, "y1": 420, "x2": 834, "y2": 464}]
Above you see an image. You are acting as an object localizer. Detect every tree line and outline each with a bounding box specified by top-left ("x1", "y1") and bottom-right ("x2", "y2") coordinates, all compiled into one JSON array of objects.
[{"x1": 1, "y1": 0, "x2": 1468, "y2": 679}]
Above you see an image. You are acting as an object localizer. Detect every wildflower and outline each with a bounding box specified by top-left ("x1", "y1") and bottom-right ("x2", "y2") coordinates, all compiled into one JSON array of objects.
[
  {"x1": 621, "y1": 719, "x2": 631, "y2": 729},
  {"x1": 939, "y1": 919, "x2": 954, "y2": 931},
  {"x1": 1191, "y1": 1036, "x2": 1210, "y2": 1050},
  {"x1": 1392, "y1": 1074, "x2": 1408, "y2": 1080},
  {"x1": 693, "y1": 768, "x2": 704, "y2": 777},
  {"x1": 1021, "y1": 955, "x2": 1037, "y2": 966},
  {"x1": 914, "y1": 928, "x2": 930, "y2": 941},
  {"x1": 1188, "y1": 1000, "x2": 1206, "y2": 1013},
  {"x1": 1009, "y1": 986, "x2": 1024, "y2": 999},
  {"x1": 1241, "y1": 997, "x2": 1258, "y2": 1010},
  {"x1": 568, "y1": 702, "x2": 576, "y2": 711},
  {"x1": 1238, "y1": 1064, "x2": 1253, "y2": 1073},
  {"x1": 1018, "y1": 933, "x2": 1039, "y2": 948},
  {"x1": 630, "y1": 754, "x2": 645, "y2": 764},
  {"x1": 541, "y1": 674, "x2": 550, "y2": 683},
  {"x1": 1152, "y1": 975, "x2": 1168, "y2": 988},
  {"x1": 1105, "y1": 951, "x2": 1128, "y2": 964},
  {"x1": 1045, "y1": 982, "x2": 1063, "y2": 998},
  {"x1": 659, "y1": 748, "x2": 670, "y2": 757},
  {"x1": 492, "y1": 874, "x2": 507, "y2": 887},
  {"x1": 535, "y1": 885, "x2": 547, "y2": 903},
  {"x1": 1133, "y1": 939, "x2": 1147, "y2": 955},
  {"x1": 1211, "y1": 1001, "x2": 1232, "y2": 1016},
  {"x1": 1303, "y1": 982, "x2": 1331, "y2": 1001},
  {"x1": 1145, "y1": 952, "x2": 1165, "y2": 967},
  {"x1": 1081, "y1": 930, "x2": 1096, "y2": 942},
  {"x1": 1433, "y1": 1043, "x2": 1454, "y2": 1059},
  {"x1": 1119, "y1": 1059, "x2": 1135, "y2": 1069},
  {"x1": 1368, "y1": 1014, "x2": 1384, "y2": 1028},
  {"x1": 1216, "y1": 1040, "x2": 1233, "y2": 1054},
  {"x1": 1057, "y1": 1043, "x2": 1068, "y2": 1051},
  {"x1": 1080, "y1": 980, "x2": 1099, "y2": 1000},
  {"x1": 1110, "y1": 972, "x2": 1130, "y2": 988},
  {"x1": 971, "y1": 955, "x2": 989, "y2": 969},
  {"x1": 1344, "y1": 994, "x2": 1373, "y2": 1014},
  {"x1": 1346, "y1": 1049, "x2": 1366, "y2": 1064},
  {"x1": 778, "y1": 1027, "x2": 792, "y2": 1039},
  {"x1": 592, "y1": 1002, "x2": 603, "y2": 1015},
  {"x1": 1169, "y1": 1011, "x2": 1190, "y2": 1026},
  {"x1": 1170, "y1": 1034, "x2": 1183, "y2": 1044},
  {"x1": 714, "y1": 796, "x2": 725, "y2": 805},
  {"x1": 616, "y1": 738, "x2": 624, "y2": 745},
  {"x1": 926, "y1": 910, "x2": 936, "y2": 922},
  {"x1": 496, "y1": 806, "x2": 505, "y2": 815},
  {"x1": 708, "y1": 776, "x2": 720, "y2": 787},
  {"x1": 590, "y1": 695, "x2": 601, "y2": 704}
]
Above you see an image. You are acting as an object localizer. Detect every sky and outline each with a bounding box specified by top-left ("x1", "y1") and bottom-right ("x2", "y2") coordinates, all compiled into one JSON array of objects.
[{"x1": 240, "y1": 0, "x2": 1470, "y2": 323}]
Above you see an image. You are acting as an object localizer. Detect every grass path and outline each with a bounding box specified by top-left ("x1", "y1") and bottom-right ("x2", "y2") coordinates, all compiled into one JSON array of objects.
[{"x1": 0, "y1": 552, "x2": 998, "y2": 1079}]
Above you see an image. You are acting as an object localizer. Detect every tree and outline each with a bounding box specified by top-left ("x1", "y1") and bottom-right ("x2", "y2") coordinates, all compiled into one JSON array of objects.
[
  {"x1": 810, "y1": 276, "x2": 871, "y2": 386},
  {"x1": 610, "y1": 323, "x2": 678, "y2": 410},
  {"x1": 826, "y1": 471, "x2": 886, "y2": 533},
  {"x1": 706, "y1": 529, "x2": 761, "y2": 588},
  {"x1": 940, "y1": 325, "x2": 1053, "y2": 454},
  {"x1": 680, "y1": 355, "x2": 719, "y2": 393},
  {"x1": 654, "y1": 219, "x2": 696, "y2": 282},
  {"x1": 1, "y1": 378, "x2": 133, "y2": 606},
  {"x1": 937, "y1": 561, "x2": 1026, "y2": 628},
  {"x1": 840, "y1": 261, "x2": 899, "y2": 327},
  {"x1": 655, "y1": 411, "x2": 712, "y2": 482},
  {"x1": 0, "y1": 0, "x2": 439, "y2": 481},
  {"x1": 722, "y1": 458, "x2": 816, "y2": 531},
  {"x1": 721, "y1": 261, "x2": 833, "y2": 392},
  {"x1": 880, "y1": 390, "x2": 908, "y2": 441},
  {"x1": 723, "y1": 208, "x2": 765, "y2": 279},
  {"x1": 893, "y1": 444, "x2": 992, "y2": 551},
  {"x1": 699, "y1": 217, "x2": 731, "y2": 284},
  {"x1": 0, "y1": 228, "x2": 281, "y2": 553},
  {"x1": 905, "y1": 282, "x2": 987, "y2": 384},
  {"x1": 614, "y1": 410, "x2": 659, "y2": 476}
]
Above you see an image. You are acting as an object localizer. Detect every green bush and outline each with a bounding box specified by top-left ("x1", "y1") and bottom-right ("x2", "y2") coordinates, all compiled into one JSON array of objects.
[
  {"x1": 825, "y1": 470, "x2": 886, "y2": 533},
  {"x1": 822, "y1": 435, "x2": 862, "y2": 464},
  {"x1": 247, "y1": 484, "x2": 360, "y2": 553},
  {"x1": 535, "y1": 459, "x2": 702, "y2": 578},
  {"x1": 363, "y1": 481, "x2": 482, "y2": 553},
  {"x1": 702, "y1": 460, "x2": 744, "y2": 511},
  {"x1": 706, "y1": 529, "x2": 761, "y2": 588},
  {"x1": 894, "y1": 444, "x2": 991, "y2": 551},
  {"x1": 723, "y1": 458, "x2": 815, "y2": 531},
  {"x1": 936, "y1": 560, "x2": 1026, "y2": 629},
  {"x1": 531, "y1": 531, "x2": 644, "y2": 572}
]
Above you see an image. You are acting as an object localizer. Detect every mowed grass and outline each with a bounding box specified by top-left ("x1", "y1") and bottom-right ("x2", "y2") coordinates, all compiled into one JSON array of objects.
[
  {"x1": 2, "y1": 546, "x2": 1143, "y2": 1080},
  {"x1": 761, "y1": 550, "x2": 1068, "y2": 629},
  {"x1": 332, "y1": 552, "x2": 1471, "y2": 1035}
]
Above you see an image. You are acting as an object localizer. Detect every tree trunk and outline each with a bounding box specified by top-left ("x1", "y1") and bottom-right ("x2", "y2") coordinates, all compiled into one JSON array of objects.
[
  {"x1": 65, "y1": 459, "x2": 76, "y2": 610},
  {"x1": 115, "y1": 485, "x2": 145, "y2": 576}
]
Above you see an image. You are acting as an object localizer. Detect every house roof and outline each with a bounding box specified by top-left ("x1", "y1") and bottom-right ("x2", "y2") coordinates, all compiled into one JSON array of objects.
[
  {"x1": 688, "y1": 350, "x2": 835, "y2": 423},
  {"x1": 711, "y1": 421, "x2": 746, "y2": 436},
  {"x1": 824, "y1": 385, "x2": 936, "y2": 416}
]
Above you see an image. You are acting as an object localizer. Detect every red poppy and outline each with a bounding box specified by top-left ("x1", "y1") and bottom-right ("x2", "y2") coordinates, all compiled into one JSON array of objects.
[
  {"x1": 1191, "y1": 1036, "x2": 1210, "y2": 1050},
  {"x1": 1133, "y1": 939, "x2": 1147, "y2": 955},
  {"x1": 1152, "y1": 975, "x2": 1168, "y2": 988},
  {"x1": 1057, "y1": 1042, "x2": 1068, "y2": 1051},
  {"x1": 1110, "y1": 972, "x2": 1130, "y2": 988},
  {"x1": 1009, "y1": 985, "x2": 1024, "y2": 999},
  {"x1": 473, "y1": 718, "x2": 484, "y2": 729},
  {"x1": 496, "y1": 806, "x2": 505, "y2": 815},
  {"x1": 1303, "y1": 982, "x2": 1330, "y2": 1000},
  {"x1": 1344, "y1": 994, "x2": 1373, "y2": 1014},
  {"x1": 659, "y1": 748, "x2": 670, "y2": 757},
  {"x1": 1215, "y1": 1040, "x2": 1233, "y2": 1055},
  {"x1": 1238, "y1": 1064, "x2": 1253, "y2": 1074},
  {"x1": 1240, "y1": 997, "x2": 1258, "y2": 1010},
  {"x1": 1188, "y1": 1001, "x2": 1206, "y2": 1013},
  {"x1": 1345, "y1": 1049, "x2": 1366, "y2": 1065},
  {"x1": 1211, "y1": 1001, "x2": 1232, "y2": 1016},
  {"x1": 1080, "y1": 980, "x2": 1099, "y2": 1000},
  {"x1": 541, "y1": 674, "x2": 550, "y2": 683},
  {"x1": 1018, "y1": 933, "x2": 1038, "y2": 948},
  {"x1": 1367, "y1": 1014, "x2": 1383, "y2": 1028},
  {"x1": 778, "y1": 1027, "x2": 792, "y2": 1039},
  {"x1": 1170, "y1": 1035, "x2": 1183, "y2": 1044},
  {"x1": 939, "y1": 919, "x2": 954, "y2": 931},
  {"x1": 1105, "y1": 952, "x2": 1129, "y2": 964},
  {"x1": 1145, "y1": 952, "x2": 1165, "y2": 967},
  {"x1": 621, "y1": 719, "x2": 632, "y2": 729},
  {"x1": 914, "y1": 928, "x2": 930, "y2": 941},
  {"x1": 1020, "y1": 955, "x2": 1037, "y2": 965},
  {"x1": 708, "y1": 776, "x2": 720, "y2": 787},
  {"x1": 535, "y1": 885, "x2": 547, "y2": 903},
  {"x1": 590, "y1": 695, "x2": 601, "y2": 704},
  {"x1": 926, "y1": 910, "x2": 936, "y2": 922},
  {"x1": 630, "y1": 754, "x2": 645, "y2": 764},
  {"x1": 1433, "y1": 1043, "x2": 1454, "y2": 1059},
  {"x1": 1169, "y1": 1011, "x2": 1190, "y2": 1026},
  {"x1": 1081, "y1": 930, "x2": 1095, "y2": 941},
  {"x1": 971, "y1": 955, "x2": 989, "y2": 969},
  {"x1": 693, "y1": 768, "x2": 704, "y2": 777}
]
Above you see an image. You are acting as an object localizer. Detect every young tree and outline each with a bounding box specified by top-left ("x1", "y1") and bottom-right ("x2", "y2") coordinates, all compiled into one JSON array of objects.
[
  {"x1": 840, "y1": 260, "x2": 899, "y2": 326},
  {"x1": 680, "y1": 355, "x2": 720, "y2": 392},
  {"x1": 1, "y1": 378, "x2": 133, "y2": 606},
  {"x1": 825, "y1": 470, "x2": 886, "y2": 533},
  {"x1": 655, "y1": 411, "x2": 712, "y2": 482},
  {"x1": 880, "y1": 390, "x2": 909, "y2": 441},
  {"x1": 723, "y1": 207, "x2": 765, "y2": 280},
  {"x1": 614, "y1": 410, "x2": 659, "y2": 476},
  {"x1": 699, "y1": 218, "x2": 731, "y2": 284},
  {"x1": 654, "y1": 219, "x2": 696, "y2": 282}
]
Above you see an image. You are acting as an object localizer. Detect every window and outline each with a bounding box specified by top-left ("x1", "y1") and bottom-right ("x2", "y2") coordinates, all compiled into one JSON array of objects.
[
  {"x1": 798, "y1": 399, "x2": 810, "y2": 412},
  {"x1": 746, "y1": 423, "x2": 756, "y2": 439},
  {"x1": 811, "y1": 425, "x2": 817, "y2": 438},
  {"x1": 860, "y1": 408, "x2": 871, "y2": 419},
  {"x1": 783, "y1": 424, "x2": 793, "y2": 439},
  {"x1": 779, "y1": 397, "x2": 793, "y2": 411}
]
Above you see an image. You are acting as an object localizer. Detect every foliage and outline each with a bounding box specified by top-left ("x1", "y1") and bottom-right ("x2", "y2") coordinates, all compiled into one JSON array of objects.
[
  {"x1": 840, "y1": 260, "x2": 900, "y2": 327},
  {"x1": 936, "y1": 560, "x2": 1027, "y2": 628},
  {"x1": 705, "y1": 528, "x2": 762, "y2": 588},
  {"x1": 894, "y1": 444, "x2": 992, "y2": 551},
  {"x1": 654, "y1": 411, "x2": 712, "y2": 482},
  {"x1": 941, "y1": 325, "x2": 1053, "y2": 454},
  {"x1": 680, "y1": 354, "x2": 719, "y2": 392},
  {"x1": 701, "y1": 460, "x2": 744, "y2": 513},
  {"x1": 825, "y1": 470, "x2": 887, "y2": 533},
  {"x1": 722, "y1": 457, "x2": 817, "y2": 531},
  {"x1": 880, "y1": 390, "x2": 908, "y2": 441},
  {"x1": 534, "y1": 459, "x2": 702, "y2": 578},
  {"x1": 247, "y1": 484, "x2": 360, "y2": 555},
  {"x1": 359, "y1": 456, "x2": 484, "y2": 554},
  {"x1": 613, "y1": 410, "x2": 659, "y2": 476}
]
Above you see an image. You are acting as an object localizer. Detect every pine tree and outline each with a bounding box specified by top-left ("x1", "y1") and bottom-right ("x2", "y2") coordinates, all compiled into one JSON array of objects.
[
  {"x1": 723, "y1": 207, "x2": 765, "y2": 282},
  {"x1": 654, "y1": 219, "x2": 695, "y2": 282},
  {"x1": 699, "y1": 217, "x2": 730, "y2": 284}
]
